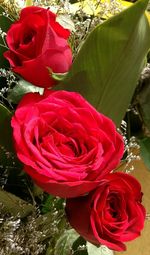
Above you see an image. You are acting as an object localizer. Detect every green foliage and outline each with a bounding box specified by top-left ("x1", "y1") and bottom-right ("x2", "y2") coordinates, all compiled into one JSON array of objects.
[
  {"x1": 72, "y1": 236, "x2": 88, "y2": 255},
  {"x1": 54, "y1": 229, "x2": 79, "y2": 255},
  {"x1": 0, "y1": 103, "x2": 25, "y2": 202},
  {"x1": 137, "y1": 80, "x2": 150, "y2": 131},
  {"x1": 0, "y1": 6, "x2": 12, "y2": 33},
  {"x1": 41, "y1": 195, "x2": 65, "y2": 214},
  {"x1": 0, "y1": 103, "x2": 13, "y2": 151},
  {"x1": 8, "y1": 79, "x2": 44, "y2": 103},
  {"x1": 0, "y1": 103, "x2": 21, "y2": 170},
  {"x1": 51, "y1": 71, "x2": 68, "y2": 82},
  {"x1": 139, "y1": 137, "x2": 150, "y2": 170},
  {"x1": 0, "y1": 6, "x2": 12, "y2": 68},
  {"x1": 56, "y1": 0, "x2": 150, "y2": 127},
  {"x1": 0, "y1": 188, "x2": 34, "y2": 217}
]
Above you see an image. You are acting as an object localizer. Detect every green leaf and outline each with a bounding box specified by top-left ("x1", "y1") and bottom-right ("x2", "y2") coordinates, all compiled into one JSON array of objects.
[
  {"x1": 35, "y1": 212, "x2": 55, "y2": 242},
  {"x1": 8, "y1": 79, "x2": 44, "y2": 103},
  {"x1": 139, "y1": 137, "x2": 150, "y2": 170},
  {"x1": 0, "y1": 6, "x2": 12, "y2": 31},
  {"x1": 87, "y1": 243, "x2": 113, "y2": 255},
  {"x1": 54, "y1": 229, "x2": 79, "y2": 255},
  {"x1": 72, "y1": 236, "x2": 88, "y2": 255},
  {"x1": 136, "y1": 80, "x2": 150, "y2": 131},
  {"x1": 0, "y1": 104, "x2": 22, "y2": 174},
  {"x1": 0, "y1": 6, "x2": 13, "y2": 68},
  {"x1": 0, "y1": 104, "x2": 13, "y2": 152},
  {"x1": 56, "y1": 0, "x2": 150, "y2": 126},
  {"x1": 51, "y1": 71, "x2": 68, "y2": 82},
  {"x1": 41, "y1": 195, "x2": 55, "y2": 214},
  {"x1": 0, "y1": 188, "x2": 34, "y2": 218}
]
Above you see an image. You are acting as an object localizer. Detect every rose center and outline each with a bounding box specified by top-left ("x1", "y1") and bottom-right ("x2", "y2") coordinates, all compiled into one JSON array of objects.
[
  {"x1": 105, "y1": 195, "x2": 120, "y2": 221},
  {"x1": 109, "y1": 201, "x2": 118, "y2": 218},
  {"x1": 35, "y1": 129, "x2": 83, "y2": 158},
  {"x1": 23, "y1": 30, "x2": 35, "y2": 45},
  {"x1": 57, "y1": 139, "x2": 82, "y2": 157}
]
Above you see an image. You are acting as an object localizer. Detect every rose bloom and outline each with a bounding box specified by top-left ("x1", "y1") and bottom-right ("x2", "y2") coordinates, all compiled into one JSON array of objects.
[
  {"x1": 11, "y1": 90, "x2": 124, "y2": 198},
  {"x1": 4, "y1": 6, "x2": 72, "y2": 87},
  {"x1": 66, "y1": 173, "x2": 146, "y2": 251}
]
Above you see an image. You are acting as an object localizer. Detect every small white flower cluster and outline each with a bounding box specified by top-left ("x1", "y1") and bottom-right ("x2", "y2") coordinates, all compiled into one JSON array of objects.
[
  {"x1": 120, "y1": 121, "x2": 141, "y2": 173},
  {"x1": 0, "y1": 212, "x2": 46, "y2": 255},
  {"x1": 17, "y1": 0, "x2": 25, "y2": 7},
  {"x1": 0, "y1": 28, "x2": 6, "y2": 38},
  {"x1": 0, "y1": 69, "x2": 18, "y2": 108}
]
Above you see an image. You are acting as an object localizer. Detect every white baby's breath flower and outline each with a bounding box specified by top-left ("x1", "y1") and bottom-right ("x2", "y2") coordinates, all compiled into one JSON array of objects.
[{"x1": 17, "y1": 0, "x2": 25, "y2": 7}]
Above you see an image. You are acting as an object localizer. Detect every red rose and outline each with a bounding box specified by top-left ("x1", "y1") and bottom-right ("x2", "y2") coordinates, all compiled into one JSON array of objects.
[
  {"x1": 4, "y1": 6, "x2": 72, "y2": 87},
  {"x1": 11, "y1": 90, "x2": 124, "y2": 198},
  {"x1": 66, "y1": 173, "x2": 146, "y2": 251}
]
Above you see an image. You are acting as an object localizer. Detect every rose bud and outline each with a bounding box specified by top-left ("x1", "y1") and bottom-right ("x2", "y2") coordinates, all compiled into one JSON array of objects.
[
  {"x1": 66, "y1": 173, "x2": 146, "y2": 251},
  {"x1": 11, "y1": 90, "x2": 124, "y2": 198},
  {"x1": 4, "y1": 6, "x2": 72, "y2": 88}
]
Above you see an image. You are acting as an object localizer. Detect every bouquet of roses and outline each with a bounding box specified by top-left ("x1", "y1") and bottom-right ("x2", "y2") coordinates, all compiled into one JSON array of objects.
[{"x1": 0, "y1": 0, "x2": 150, "y2": 254}]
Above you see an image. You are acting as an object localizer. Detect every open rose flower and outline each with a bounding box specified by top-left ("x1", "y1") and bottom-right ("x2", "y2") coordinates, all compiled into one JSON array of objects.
[
  {"x1": 11, "y1": 90, "x2": 124, "y2": 198},
  {"x1": 66, "y1": 173, "x2": 146, "y2": 251},
  {"x1": 4, "y1": 6, "x2": 72, "y2": 87}
]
